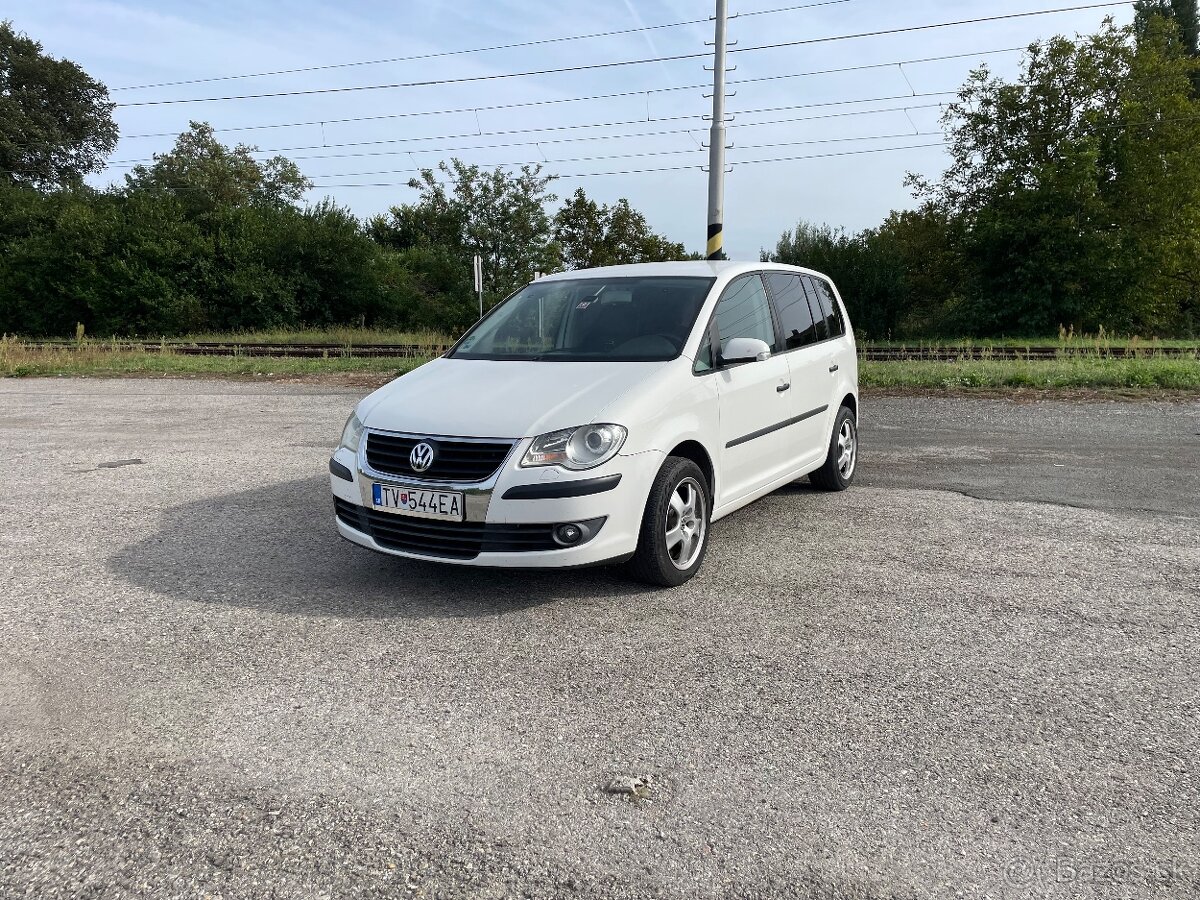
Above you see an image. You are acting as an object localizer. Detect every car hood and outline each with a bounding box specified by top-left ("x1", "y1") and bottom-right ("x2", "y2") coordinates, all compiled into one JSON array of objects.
[{"x1": 360, "y1": 357, "x2": 667, "y2": 438}]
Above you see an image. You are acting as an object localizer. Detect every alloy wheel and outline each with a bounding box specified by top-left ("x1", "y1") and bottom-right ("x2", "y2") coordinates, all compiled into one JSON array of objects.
[
  {"x1": 664, "y1": 476, "x2": 706, "y2": 570},
  {"x1": 837, "y1": 418, "x2": 857, "y2": 480}
]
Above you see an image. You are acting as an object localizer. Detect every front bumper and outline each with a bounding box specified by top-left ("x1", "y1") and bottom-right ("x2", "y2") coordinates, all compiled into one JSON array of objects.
[{"x1": 329, "y1": 438, "x2": 662, "y2": 568}]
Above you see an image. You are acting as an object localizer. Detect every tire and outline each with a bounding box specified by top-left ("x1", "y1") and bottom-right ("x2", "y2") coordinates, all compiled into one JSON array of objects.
[
  {"x1": 627, "y1": 457, "x2": 711, "y2": 587},
  {"x1": 809, "y1": 405, "x2": 858, "y2": 492}
]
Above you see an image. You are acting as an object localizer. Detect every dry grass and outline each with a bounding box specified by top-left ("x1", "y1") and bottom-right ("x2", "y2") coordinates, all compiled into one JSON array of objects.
[
  {"x1": 0, "y1": 337, "x2": 425, "y2": 378},
  {"x1": 4, "y1": 336, "x2": 1198, "y2": 392},
  {"x1": 859, "y1": 357, "x2": 1200, "y2": 390}
]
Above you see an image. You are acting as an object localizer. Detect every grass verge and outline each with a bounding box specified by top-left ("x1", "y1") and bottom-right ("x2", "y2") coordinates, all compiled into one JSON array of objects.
[
  {"x1": 860, "y1": 333, "x2": 1200, "y2": 350},
  {"x1": 3, "y1": 341, "x2": 1198, "y2": 393},
  {"x1": 859, "y1": 357, "x2": 1200, "y2": 390},
  {"x1": 0, "y1": 343, "x2": 425, "y2": 379}
]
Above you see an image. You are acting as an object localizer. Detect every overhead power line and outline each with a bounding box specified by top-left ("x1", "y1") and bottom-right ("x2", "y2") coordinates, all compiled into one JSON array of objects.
[
  {"x1": 307, "y1": 141, "x2": 950, "y2": 186},
  {"x1": 296, "y1": 107, "x2": 1200, "y2": 184},
  {"x1": 286, "y1": 102, "x2": 948, "y2": 164},
  {"x1": 311, "y1": 130, "x2": 945, "y2": 179},
  {"x1": 119, "y1": 46, "x2": 1024, "y2": 140},
  {"x1": 17, "y1": 107, "x2": 1195, "y2": 182},
  {"x1": 112, "y1": 0, "x2": 853, "y2": 92},
  {"x1": 0, "y1": 132, "x2": 939, "y2": 179},
  {"x1": 112, "y1": 2, "x2": 1133, "y2": 108},
  {"x1": 107, "y1": 93, "x2": 955, "y2": 167}
]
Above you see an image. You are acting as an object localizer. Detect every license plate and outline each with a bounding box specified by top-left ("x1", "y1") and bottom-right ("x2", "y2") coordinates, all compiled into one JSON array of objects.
[{"x1": 372, "y1": 483, "x2": 464, "y2": 521}]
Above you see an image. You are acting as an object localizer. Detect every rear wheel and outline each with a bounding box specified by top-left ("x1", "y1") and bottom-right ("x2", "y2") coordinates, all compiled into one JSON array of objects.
[
  {"x1": 628, "y1": 457, "x2": 711, "y2": 587},
  {"x1": 809, "y1": 405, "x2": 857, "y2": 491}
]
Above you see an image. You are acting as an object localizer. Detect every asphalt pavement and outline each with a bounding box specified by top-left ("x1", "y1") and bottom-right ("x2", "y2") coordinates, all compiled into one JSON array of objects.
[{"x1": 1, "y1": 379, "x2": 1197, "y2": 900}]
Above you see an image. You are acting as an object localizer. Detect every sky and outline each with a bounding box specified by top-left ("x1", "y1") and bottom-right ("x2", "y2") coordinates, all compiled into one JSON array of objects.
[{"x1": 9, "y1": 0, "x2": 1136, "y2": 259}]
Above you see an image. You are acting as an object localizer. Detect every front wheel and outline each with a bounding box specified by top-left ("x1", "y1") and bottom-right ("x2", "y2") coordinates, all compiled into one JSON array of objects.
[
  {"x1": 809, "y1": 405, "x2": 858, "y2": 491},
  {"x1": 627, "y1": 457, "x2": 711, "y2": 587}
]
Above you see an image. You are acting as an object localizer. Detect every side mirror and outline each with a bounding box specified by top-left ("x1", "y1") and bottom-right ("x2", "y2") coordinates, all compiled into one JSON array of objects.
[{"x1": 719, "y1": 337, "x2": 772, "y2": 366}]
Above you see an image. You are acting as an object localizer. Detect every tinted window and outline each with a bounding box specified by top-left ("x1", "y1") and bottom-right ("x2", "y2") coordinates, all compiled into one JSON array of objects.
[
  {"x1": 713, "y1": 274, "x2": 777, "y2": 355},
  {"x1": 801, "y1": 277, "x2": 830, "y2": 342},
  {"x1": 765, "y1": 273, "x2": 820, "y2": 350},
  {"x1": 810, "y1": 277, "x2": 845, "y2": 337}
]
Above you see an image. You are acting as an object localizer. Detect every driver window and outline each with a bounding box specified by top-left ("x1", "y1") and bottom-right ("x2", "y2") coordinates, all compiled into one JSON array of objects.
[{"x1": 713, "y1": 274, "x2": 777, "y2": 352}]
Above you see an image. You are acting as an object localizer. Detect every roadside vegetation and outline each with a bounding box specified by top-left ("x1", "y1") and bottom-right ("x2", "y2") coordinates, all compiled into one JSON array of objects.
[
  {"x1": 14, "y1": 326, "x2": 1200, "y2": 352},
  {"x1": 5, "y1": 335, "x2": 1197, "y2": 391},
  {"x1": 860, "y1": 357, "x2": 1200, "y2": 391},
  {"x1": 0, "y1": 338, "x2": 427, "y2": 379}
]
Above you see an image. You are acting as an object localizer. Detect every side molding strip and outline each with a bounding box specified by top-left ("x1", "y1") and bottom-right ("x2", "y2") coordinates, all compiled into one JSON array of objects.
[
  {"x1": 726, "y1": 405, "x2": 829, "y2": 449},
  {"x1": 501, "y1": 474, "x2": 623, "y2": 500}
]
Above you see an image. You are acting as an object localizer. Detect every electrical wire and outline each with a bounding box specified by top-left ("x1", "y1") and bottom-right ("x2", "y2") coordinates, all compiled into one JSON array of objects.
[
  {"x1": 307, "y1": 141, "x2": 950, "y2": 185},
  {"x1": 105, "y1": 101, "x2": 953, "y2": 169},
  {"x1": 108, "y1": 92, "x2": 957, "y2": 166},
  {"x1": 111, "y1": 0, "x2": 854, "y2": 92},
  {"x1": 112, "y1": 2, "x2": 1133, "y2": 108},
  {"x1": 310, "y1": 130, "x2": 945, "y2": 179},
  {"x1": 118, "y1": 46, "x2": 1023, "y2": 140}
]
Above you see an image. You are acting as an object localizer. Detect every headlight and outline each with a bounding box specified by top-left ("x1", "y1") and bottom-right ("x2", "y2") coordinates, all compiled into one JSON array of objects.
[
  {"x1": 521, "y1": 424, "x2": 627, "y2": 471},
  {"x1": 338, "y1": 413, "x2": 365, "y2": 453}
]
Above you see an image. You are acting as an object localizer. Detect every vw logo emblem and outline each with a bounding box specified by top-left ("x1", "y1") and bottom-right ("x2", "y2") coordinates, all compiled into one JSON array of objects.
[{"x1": 409, "y1": 441, "x2": 436, "y2": 473}]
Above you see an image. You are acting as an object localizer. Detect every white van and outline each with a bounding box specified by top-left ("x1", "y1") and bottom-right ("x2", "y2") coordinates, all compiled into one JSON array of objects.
[{"x1": 330, "y1": 261, "x2": 858, "y2": 585}]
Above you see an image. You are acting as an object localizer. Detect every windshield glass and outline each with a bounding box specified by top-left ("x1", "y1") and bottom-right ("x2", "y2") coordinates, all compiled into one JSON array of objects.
[{"x1": 450, "y1": 276, "x2": 715, "y2": 361}]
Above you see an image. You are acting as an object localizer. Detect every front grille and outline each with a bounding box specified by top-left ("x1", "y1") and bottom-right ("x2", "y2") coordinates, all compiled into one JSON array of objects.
[
  {"x1": 365, "y1": 432, "x2": 514, "y2": 483},
  {"x1": 335, "y1": 498, "x2": 558, "y2": 560}
]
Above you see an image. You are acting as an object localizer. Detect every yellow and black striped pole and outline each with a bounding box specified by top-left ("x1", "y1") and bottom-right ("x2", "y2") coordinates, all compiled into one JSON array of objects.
[
  {"x1": 706, "y1": 222, "x2": 724, "y2": 260},
  {"x1": 706, "y1": 0, "x2": 729, "y2": 261}
]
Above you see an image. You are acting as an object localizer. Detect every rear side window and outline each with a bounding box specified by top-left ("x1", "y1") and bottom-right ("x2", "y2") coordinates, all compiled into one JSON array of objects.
[
  {"x1": 800, "y1": 277, "x2": 829, "y2": 342},
  {"x1": 713, "y1": 274, "x2": 777, "y2": 352},
  {"x1": 765, "y1": 273, "x2": 820, "y2": 350},
  {"x1": 808, "y1": 277, "x2": 845, "y2": 338}
]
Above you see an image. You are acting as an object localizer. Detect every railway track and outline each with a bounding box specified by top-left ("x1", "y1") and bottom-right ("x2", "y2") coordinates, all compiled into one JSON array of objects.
[
  {"x1": 13, "y1": 341, "x2": 1198, "y2": 361},
  {"x1": 20, "y1": 341, "x2": 447, "y2": 359},
  {"x1": 861, "y1": 346, "x2": 1198, "y2": 361}
]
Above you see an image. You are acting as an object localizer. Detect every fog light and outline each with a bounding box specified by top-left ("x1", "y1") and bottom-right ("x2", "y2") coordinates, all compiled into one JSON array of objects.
[{"x1": 554, "y1": 523, "x2": 584, "y2": 546}]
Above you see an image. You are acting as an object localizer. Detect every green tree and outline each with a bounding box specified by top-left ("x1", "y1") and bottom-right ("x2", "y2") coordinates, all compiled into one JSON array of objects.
[
  {"x1": 869, "y1": 206, "x2": 963, "y2": 335},
  {"x1": 124, "y1": 121, "x2": 310, "y2": 216},
  {"x1": 911, "y1": 19, "x2": 1200, "y2": 334},
  {"x1": 765, "y1": 222, "x2": 904, "y2": 339},
  {"x1": 553, "y1": 188, "x2": 689, "y2": 269},
  {"x1": 1137, "y1": 0, "x2": 1199, "y2": 54},
  {"x1": 368, "y1": 200, "x2": 476, "y2": 330},
  {"x1": 405, "y1": 160, "x2": 560, "y2": 308},
  {"x1": 0, "y1": 21, "x2": 118, "y2": 189},
  {"x1": 1137, "y1": 0, "x2": 1200, "y2": 98}
]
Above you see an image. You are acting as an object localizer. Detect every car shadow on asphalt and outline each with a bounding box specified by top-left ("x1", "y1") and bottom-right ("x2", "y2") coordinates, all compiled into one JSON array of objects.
[{"x1": 107, "y1": 476, "x2": 649, "y2": 619}]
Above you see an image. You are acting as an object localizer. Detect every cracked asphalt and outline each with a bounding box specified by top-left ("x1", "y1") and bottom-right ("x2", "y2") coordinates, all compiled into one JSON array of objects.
[{"x1": 1, "y1": 379, "x2": 1197, "y2": 900}]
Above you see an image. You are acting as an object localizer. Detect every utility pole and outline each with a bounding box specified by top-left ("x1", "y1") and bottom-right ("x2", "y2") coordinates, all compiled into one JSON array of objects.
[{"x1": 706, "y1": 0, "x2": 729, "y2": 261}]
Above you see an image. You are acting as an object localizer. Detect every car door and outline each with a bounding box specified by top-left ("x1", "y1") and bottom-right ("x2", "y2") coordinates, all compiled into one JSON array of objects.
[
  {"x1": 804, "y1": 275, "x2": 853, "y2": 416},
  {"x1": 697, "y1": 273, "x2": 796, "y2": 506},
  {"x1": 763, "y1": 272, "x2": 832, "y2": 471},
  {"x1": 807, "y1": 274, "x2": 856, "y2": 382}
]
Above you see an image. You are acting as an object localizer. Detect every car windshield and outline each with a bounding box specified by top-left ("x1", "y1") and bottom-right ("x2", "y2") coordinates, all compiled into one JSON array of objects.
[{"x1": 449, "y1": 276, "x2": 715, "y2": 362}]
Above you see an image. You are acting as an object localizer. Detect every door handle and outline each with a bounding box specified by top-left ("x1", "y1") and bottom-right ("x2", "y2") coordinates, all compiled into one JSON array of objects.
[
  {"x1": 776, "y1": 382, "x2": 791, "y2": 393},
  {"x1": 828, "y1": 364, "x2": 839, "y2": 373}
]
